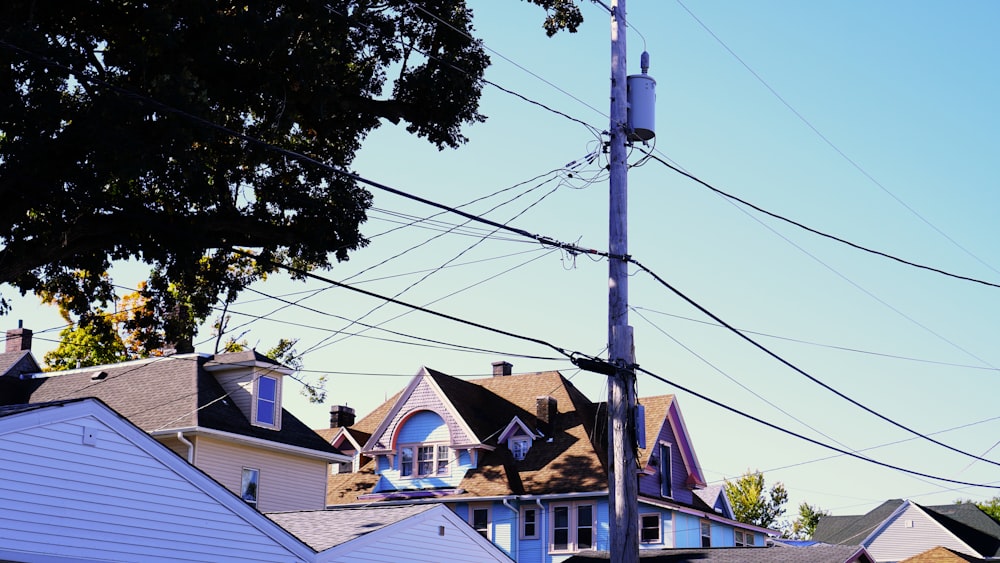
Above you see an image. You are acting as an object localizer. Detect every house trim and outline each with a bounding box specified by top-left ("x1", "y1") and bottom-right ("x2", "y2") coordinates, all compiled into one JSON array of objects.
[
  {"x1": 151, "y1": 426, "x2": 351, "y2": 463},
  {"x1": 639, "y1": 497, "x2": 775, "y2": 536}
]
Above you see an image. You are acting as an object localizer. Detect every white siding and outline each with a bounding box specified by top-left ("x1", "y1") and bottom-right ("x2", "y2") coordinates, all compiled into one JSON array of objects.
[
  {"x1": 318, "y1": 510, "x2": 510, "y2": 563},
  {"x1": 868, "y1": 503, "x2": 978, "y2": 562},
  {"x1": 194, "y1": 434, "x2": 328, "y2": 512},
  {"x1": 0, "y1": 414, "x2": 303, "y2": 562}
]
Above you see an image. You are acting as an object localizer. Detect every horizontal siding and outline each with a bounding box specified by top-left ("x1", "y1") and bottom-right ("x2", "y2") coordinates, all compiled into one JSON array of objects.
[
  {"x1": 869, "y1": 504, "x2": 978, "y2": 561},
  {"x1": 0, "y1": 415, "x2": 302, "y2": 562},
  {"x1": 195, "y1": 434, "x2": 327, "y2": 511},
  {"x1": 335, "y1": 512, "x2": 508, "y2": 563}
]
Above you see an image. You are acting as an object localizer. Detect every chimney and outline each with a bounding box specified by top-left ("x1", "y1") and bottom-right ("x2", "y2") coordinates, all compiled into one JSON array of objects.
[
  {"x1": 330, "y1": 405, "x2": 356, "y2": 428},
  {"x1": 536, "y1": 396, "x2": 557, "y2": 434},
  {"x1": 5, "y1": 323, "x2": 32, "y2": 353},
  {"x1": 492, "y1": 361, "x2": 513, "y2": 377}
]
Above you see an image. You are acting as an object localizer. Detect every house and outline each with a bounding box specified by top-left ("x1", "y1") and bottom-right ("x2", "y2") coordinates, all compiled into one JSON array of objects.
[
  {"x1": 0, "y1": 326, "x2": 350, "y2": 512},
  {"x1": 812, "y1": 499, "x2": 1000, "y2": 562},
  {"x1": 0, "y1": 397, "x2": 513, "y2": 562},
  {"x1": 319, "y1": 361, "x2": 773, "y2": 562},
  {"x1": 270, "y1": 503, "x2": 512, "y2": 562},
  {"x1": 565, "y1": 544, "x2": 875, "y2": 562}
]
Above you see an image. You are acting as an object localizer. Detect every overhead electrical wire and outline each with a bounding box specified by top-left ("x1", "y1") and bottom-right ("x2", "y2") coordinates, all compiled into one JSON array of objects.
[
  {"x1": 5, "y1": 35, "x2": 997, "y2": 478},
  {"x1": 629, "y1": 256, "x2": 1000, "y2": 471},
  {"x1": 674, "y1": 0, "x2": 1000, "y2": 278},
  {"x1": 641, "y1": 148, "x2": 1000, "y2": 290}
]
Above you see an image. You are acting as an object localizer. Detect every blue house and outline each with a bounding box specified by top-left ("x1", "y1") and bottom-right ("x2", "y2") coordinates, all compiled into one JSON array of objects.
[{"x1": 319, "y1": 362, "x2": 773, "y2": 562}]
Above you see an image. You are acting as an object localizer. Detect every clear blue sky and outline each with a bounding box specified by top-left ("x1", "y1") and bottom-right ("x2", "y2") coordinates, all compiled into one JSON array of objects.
[{"x1": 5, "y1": 0, "x2": 1000, "y2": 521}]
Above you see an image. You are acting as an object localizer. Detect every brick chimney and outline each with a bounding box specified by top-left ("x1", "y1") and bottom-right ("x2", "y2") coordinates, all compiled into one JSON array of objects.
[
  {"x1": 330, "y1": 405, "x2": 356, "y2": 428},
  {"x1": 536, "y1": 396, "x2": 557, "y2": 434},
  {"x1": 492, "y1": 361, "x2": 513, "y2": 377},
  {"x1": 5, "y1": 323, "x2": 32, "y2": 353}
]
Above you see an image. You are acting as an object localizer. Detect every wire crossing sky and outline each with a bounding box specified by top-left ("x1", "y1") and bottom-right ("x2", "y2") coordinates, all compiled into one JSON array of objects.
[{"x1": 5, "y1": 0, "x2": 1000, "y2": 517}]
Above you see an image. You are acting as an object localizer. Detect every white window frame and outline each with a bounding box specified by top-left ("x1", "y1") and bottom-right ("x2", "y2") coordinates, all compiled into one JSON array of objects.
[
  {"x1": 398, "y1": 442, "x2": 449, "y2": 478},
  {"x1": 549, "y1": 501, "x2": 597, "y2": 554},
  {"x1": 510, "y1": 436, "x2": 531, "y2": 460},
  {"x1": 659, "y1": 442, "x2": 672, "y2": 498},
  {"x1": 253, "y1": 374, "x2": 281, "y2": 428},
  {"x1": 700, "y1": 519, "x2": 711, "y2": 548},
  {"x1": 640, "y1": 513, "x2": 662, "y2": 544},
  {"x1": 520, "y1": 505, "x2": 540, "y2": 540},
  {"x1": 469, "y1": 504, "x2": 491, "y2": 540},
  {"x1": 241, "y1": 467, "x2": 260, "y2": 508}
]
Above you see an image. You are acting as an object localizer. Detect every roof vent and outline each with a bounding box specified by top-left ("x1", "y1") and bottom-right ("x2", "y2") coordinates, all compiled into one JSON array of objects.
[{"x1": 91, "y1": 371, "x2": 108, "y2": 381}]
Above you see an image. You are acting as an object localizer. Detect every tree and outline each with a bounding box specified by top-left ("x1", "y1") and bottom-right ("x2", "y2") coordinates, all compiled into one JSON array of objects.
[
  {"x1": 724, "y1": 470, "x2": 789, "y2": 529},
  {"x1": 0, "y1": 0, "x2": 583, "y2": 328},
  {"x1": 787, "y1": 502, "x2": 830, "y2": 539}
]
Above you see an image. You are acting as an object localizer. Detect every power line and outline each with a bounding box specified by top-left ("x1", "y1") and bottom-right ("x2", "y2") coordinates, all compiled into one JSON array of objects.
[
  {"x1": 630, "y1": 257, "x2": 1000, "y2": 470},
  {"x1": 642, "y1": 148, "x2": 1000, "y2": 290},
  {"x1": 674, "y1": 0, "x2": 1000, "y2": 278}
]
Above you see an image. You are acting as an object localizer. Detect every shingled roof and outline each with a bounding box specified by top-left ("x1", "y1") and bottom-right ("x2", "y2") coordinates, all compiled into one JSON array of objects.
[
  {"x1": 813, "y1": 499, "x2": 1000, "y2": 558},
  {"x1": 566, "y1": 544, "x2": 874, "y2": 563},
  {"x1": 0, "y1": 351, "x2": 339, "y2": 456},
  {"x1": 323, "y1": 367, "x2": 651, "y2": 504}
]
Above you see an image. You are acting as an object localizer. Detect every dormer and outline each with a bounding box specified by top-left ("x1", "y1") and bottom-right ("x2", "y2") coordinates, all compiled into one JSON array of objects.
[
  {"x1": 204, "y1": 351, "x2": 292, "y2": 430},
  {"x1": 497, "y1": 416, "x2": 539, "y2": 461}
]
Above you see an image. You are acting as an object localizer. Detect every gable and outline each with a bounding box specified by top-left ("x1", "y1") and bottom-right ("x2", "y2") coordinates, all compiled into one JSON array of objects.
[
  {"x1": 365, "y1": 372, "x2": 477, "y2": 452},
  {"x1": 867, "y1": 502, "x2": 982, "y2": 561},
  {"x1": 0, "y1": 399, "x2": 312, "y2": 562}
]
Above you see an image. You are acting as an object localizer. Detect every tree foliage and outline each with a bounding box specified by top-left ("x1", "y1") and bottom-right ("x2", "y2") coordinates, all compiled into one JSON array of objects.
[
  {"x1": 0, "y1": 0, "x2": 583, "y2": 330},
  {"x1": 724, "y1": 469, "x2": 789, "y2": 529},
  {"x1": 787, "y1": 502, "x2": 830, "y2": 539}
]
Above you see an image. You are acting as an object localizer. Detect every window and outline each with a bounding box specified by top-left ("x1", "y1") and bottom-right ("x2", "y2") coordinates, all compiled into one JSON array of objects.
[
  {"x1": 550, "y1": 502, "x2": 596, "y2": 553},
  {"x1": 399, "y1": 446, "x2": 414, "y2": 477},
  {"x1": 510, "y1": 437, "x2": 531, "y2": 460},
  {"x1": 521, "y1": 506, "x2": 539, "y2": 539},
  {"x1": 744, "y1": 531, "x2": 755, "y2": 546},
  {"x1": 255, "y1": 375, "x2": 278, "y2": 426},
  {"x1": 659, "y1": 443, "x2": 672, "y2": 498},
  {"x1": 735, "y1": 529, "x2": 745, "y2": 546},
  {"x1": 241, "y1": 468, "x2": 260, "y2": 507},
  {"x1": 700, "y1": 520, "x2": 711, "y2": 548},
  {"x1": 640, "y1": 513, "x2": 661, "y2": 544},
  {"x1": 470, "y1": 505, "x2": 491, "y2": 539},
  {"x1": 399, "y1": 443, "x2": 449, "y2": 478}
]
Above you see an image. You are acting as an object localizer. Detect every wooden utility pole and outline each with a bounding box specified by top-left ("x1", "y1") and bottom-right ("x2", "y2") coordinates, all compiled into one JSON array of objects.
[{"x1": 607, "y1": 0, "x2": 639, "y2": 561}]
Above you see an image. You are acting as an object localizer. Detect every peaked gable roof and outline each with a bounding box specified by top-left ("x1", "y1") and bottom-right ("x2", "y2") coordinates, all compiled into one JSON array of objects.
[
  {"x1": 901, "y1": 546, "x2": 987, "y2": 562},
  {"x1": 2, "y1": 353, "x2": 341, "y2": 458},
  {"x1": 0, "y1": 398, "x2": 315, "y2": 561},
  {"x1": 814, "y1": 499, "x2": 1000, "y2": 558},
  {"x1": 638, "y1": 394, "x2": 706, "y2": 490}
]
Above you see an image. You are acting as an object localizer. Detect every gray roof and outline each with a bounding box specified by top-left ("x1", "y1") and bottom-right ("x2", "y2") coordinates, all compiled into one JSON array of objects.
[
  {"x1": 0, "y1": 350, "x2": 39, "y2": 378},
  {"x1": 813, "y1": 499, "x2": 1000, "y2": 557},
  {"x1": 566, "y1": 545, "x2": 872, "y2": 563},
  {"x1": 267, "y1": 504, "x2": 436, "y2": 551},
  {"x1": 0, "y1": 353, "x2": 339, "y2": 455}
]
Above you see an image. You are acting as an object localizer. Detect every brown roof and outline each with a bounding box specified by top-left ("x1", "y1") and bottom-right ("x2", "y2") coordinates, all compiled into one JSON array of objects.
[
  {"x1": 324, "y1": 368, "x2": 614, "y2": 504},
  {"x1": 900, "y1": 546, "x2": 986, "y2": 563}
]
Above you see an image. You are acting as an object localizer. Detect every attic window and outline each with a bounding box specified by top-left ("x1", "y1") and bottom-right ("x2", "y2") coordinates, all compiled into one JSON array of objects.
[
  {"x1": 253, "y1": 374, "x2": 280, "y2": 428},
  {"x1": 510, "y1": 437, "x2": 531, "y2": 460}
]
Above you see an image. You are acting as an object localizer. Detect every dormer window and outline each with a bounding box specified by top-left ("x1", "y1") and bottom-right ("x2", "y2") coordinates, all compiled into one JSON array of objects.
[
  {"x1": 254, "y1": 374, "x2": 280, "y2": 428},
  {"x1": 510, "y1": 437, "x2": 531, "y2": 460}
]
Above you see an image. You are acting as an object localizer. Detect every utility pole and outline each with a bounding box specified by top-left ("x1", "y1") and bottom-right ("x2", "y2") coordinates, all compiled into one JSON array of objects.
[{"x1": 607, "y1": 0, "x2": 639, "y2": 561}]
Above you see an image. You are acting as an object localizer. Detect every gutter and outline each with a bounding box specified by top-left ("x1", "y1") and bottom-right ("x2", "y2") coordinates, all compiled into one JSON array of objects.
[
  {"x1": 153, "y1": 426, "x2": 351, "y2": 464},
  {"x1": 502, "y1": 498, "x2": 519, "y2": 562},
  {"x1": 176, "y1": 431, "x2": 194, "y2": 464}
]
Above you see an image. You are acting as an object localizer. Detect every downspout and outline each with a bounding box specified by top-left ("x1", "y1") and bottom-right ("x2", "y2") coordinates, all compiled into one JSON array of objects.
[
  {"x1": 176, "y1": 431, "x2": 194, "y2": 464},
  {"x1": 536, "y1": 498, "x2": 545, "y2": 563},
  {"x1": 502, "y1": 498, "x2": 519, "y2": 562}
]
